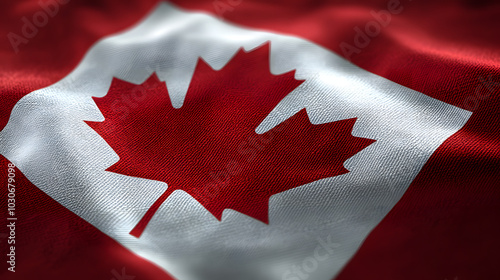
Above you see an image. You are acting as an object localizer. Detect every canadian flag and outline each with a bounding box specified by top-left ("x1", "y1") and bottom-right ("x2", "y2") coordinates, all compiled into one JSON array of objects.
[{"x1": 1, "y1": 1, "x2": 499, "y2": 280}]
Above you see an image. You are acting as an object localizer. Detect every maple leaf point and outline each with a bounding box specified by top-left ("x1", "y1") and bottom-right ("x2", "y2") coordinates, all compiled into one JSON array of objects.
[{"x1": 85, "y1": 42, "x2": 375, "y2": 238}]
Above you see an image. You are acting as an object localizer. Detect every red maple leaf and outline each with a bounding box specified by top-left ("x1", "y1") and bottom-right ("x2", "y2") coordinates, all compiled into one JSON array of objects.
[{"x1": 86, "y1": 43, "x2": 375, "y2": 238}]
